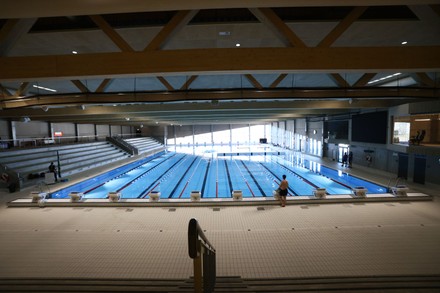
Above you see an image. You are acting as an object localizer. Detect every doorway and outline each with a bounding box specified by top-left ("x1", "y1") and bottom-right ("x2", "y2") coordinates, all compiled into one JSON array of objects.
[
  {"x1": 338, "y1": 144, "x2": 349, "y2": 163},
  {"x1": 397, "y1": 153, "x2": 408, "y2": 180}
]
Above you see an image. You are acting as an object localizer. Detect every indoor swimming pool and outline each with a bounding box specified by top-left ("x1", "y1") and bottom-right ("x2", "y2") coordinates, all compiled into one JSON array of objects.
[{"x1": 49, "y1": 146, "x2": 387, "y2": 199}]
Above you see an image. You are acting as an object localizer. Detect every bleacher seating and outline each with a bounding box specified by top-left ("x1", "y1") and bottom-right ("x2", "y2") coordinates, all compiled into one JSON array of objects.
[
  {"x1": 123, "y1": 137, "x2": 164, "y2": 154},
  {"x1": 0, "y1": 141, "x2": 130, "y2": 186}
]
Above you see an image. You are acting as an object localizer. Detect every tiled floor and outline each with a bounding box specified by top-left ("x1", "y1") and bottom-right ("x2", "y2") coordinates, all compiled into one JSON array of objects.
[{"x1": 0, "y1": 154, "x2": 439, "y2": 280}]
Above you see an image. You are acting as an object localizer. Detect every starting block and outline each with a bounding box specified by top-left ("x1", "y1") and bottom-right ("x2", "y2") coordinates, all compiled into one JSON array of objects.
[
  {"x1": 353, "y1": 187, "x2": 367, "y2": 198},
  {"x1": 391, "y1": 185, "x2": 409, "y2": 197},
  {"x1": 190, "y1": 191, "x2": 201, "y2": 202},
  {"x1": 68, "y1": 192, "x2": 83, "y2": 202},
  {"x1": 108, "y1": 192, "x2": 121, "y2": 202},
  {"x1": 232, "y1": 190, "x2": 243, "y2": 200},
  {"x1": 30, "y1": 191, "x2": 46, "y2": 203},
  {"x1": 149, "y1": 191, "x2": 160, "y2": 202},
  {"x1": 313, "y1": 188, "x2": 326, "y2": 199}
]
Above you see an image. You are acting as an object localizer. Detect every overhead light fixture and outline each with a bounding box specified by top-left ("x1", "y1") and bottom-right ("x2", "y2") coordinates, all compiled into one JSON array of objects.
[
  {"x1": 72, "y1": 50, "x2": 78, "y2": 54},
  {"x1": 20, "y1": 117, "x2": 31, "y2": 123},
  {"x1": 367, "y1": 73, "x2": 402, "y2": 85},
  {"x1": 125, "y1": 117, "x2": 130, "y2": 121},
  {"x1": 414, "y1": 118, "x2": 431, "y2": 121},
  {"x1": 235, "y1": 43, "x2": 241, "y2": 47},
  {"x1": 155, "y1": 121, "x2": 159, "y2": 124},
  {"x1": 32, "y1": 84, "x2": 57, "y2": 92},
  {"x1": 140, "y1": 124, "x2": 143, "y2": 128},
  {"x1": 401, "y1": 41, "x2": 407, "y2": 45}
]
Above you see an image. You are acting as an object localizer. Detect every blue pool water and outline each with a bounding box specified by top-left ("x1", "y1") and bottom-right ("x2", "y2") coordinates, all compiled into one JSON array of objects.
[{"x1": 49, "y1": 147, "x2": 387, "y2": 199}]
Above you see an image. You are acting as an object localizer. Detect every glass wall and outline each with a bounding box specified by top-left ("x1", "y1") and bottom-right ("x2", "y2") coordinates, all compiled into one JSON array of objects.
[{"x1": 167, "y1": 123, "x2": 270, "y2": 146}]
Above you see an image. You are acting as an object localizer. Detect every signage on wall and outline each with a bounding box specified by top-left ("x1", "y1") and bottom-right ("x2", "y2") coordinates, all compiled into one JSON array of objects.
[{"x1": 54, "y1": 132, "x2": 63, "y2": 137}]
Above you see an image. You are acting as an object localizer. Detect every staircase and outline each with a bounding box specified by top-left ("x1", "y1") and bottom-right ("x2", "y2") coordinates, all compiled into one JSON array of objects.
[
  {"x1": 0, "y1": 275, "x2": 438, "y2": 292},
  {"x1": 124, "y1": 137, "x2": 165, "y2": 154}
]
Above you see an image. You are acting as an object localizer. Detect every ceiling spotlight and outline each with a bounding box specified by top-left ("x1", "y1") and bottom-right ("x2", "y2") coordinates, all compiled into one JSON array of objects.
[
  {"x1": 125, "y1": 117, "x2": 130, "y2": 121},
  {"x1": 140, "y1": 124, "x2": 143, "y2": 128},
  {"x1": 401, "y1": 41, "x2": 407, "y2": 45},
  {"x1": 72, "y1": 50, "x2": 78, "y2": 54},
  {"x1": 235, "y1": 43, "x2": 241, "y2": 47},
  {"x1": 155, "y1": 121, "x2": 159, "y2": 124},
  {"x1": 20, "y1": 117, "x2": 31, "y2": 123}
]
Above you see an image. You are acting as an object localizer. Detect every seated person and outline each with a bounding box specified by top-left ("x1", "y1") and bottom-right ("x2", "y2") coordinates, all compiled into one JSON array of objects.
[{"x1": 409, "y1": 130, "x2": 425, "y2": 145}]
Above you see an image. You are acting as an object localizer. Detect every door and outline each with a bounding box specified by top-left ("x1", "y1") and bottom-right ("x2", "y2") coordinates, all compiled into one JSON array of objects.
[
  {"x1": 413, "y1": 155, "x2": 426, "y2": 184},
  {"x1": 397, "y1": 153, "x2": 408, "y2": 180}
]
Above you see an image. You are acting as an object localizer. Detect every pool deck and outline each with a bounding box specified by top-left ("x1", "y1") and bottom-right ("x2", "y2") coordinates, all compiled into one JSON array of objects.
[{"x1": 1, "y1": 151, "x2": 439, "y2": 284}]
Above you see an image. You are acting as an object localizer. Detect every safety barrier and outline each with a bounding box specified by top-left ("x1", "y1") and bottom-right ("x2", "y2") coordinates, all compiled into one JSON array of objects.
[{"x1": 188, "y1": 218, "x2": 216, "y2": 293}]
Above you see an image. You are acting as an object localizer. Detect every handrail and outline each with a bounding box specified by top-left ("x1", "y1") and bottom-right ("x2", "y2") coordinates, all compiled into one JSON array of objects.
[
  {"x1": 107, "y1": 136, "x2": 138, "y2": 155},
  {"x1": 188, "y1": 218, "x2": 215, "y2": 258},
  {"x1": 188, "y1": 218, "x2": 216, "y2": 293}
]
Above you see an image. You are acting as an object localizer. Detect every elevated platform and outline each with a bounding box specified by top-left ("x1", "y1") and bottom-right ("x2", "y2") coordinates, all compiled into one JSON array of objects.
[{"x1": 7, "y1": 193, "x2": 431, "y2": 208}]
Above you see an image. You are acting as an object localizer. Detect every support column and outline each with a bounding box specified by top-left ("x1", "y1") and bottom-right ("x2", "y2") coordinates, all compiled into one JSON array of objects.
[
  {"x1": 10, "y1": 119, "x2": 17, "y2": 147},
  {"x1": 229, "y1": 124, "x2": 232, "y2": 146},
  {"x1": 94, "y1": 124, "x2": 98, "y2": 141},
  {"x1": 74, "y1": 123, "x2": 79, "y2": 142},
  {"x1": 164, "y1": 125, "x2": 168, "y2": 146}
]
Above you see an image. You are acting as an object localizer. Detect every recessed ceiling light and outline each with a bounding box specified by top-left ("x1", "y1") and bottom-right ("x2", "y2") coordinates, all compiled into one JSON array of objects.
[
  {"x1": 401, "y1": 41, "x2": 407, "y2": 45},
  {"x1": 125, "y1": 117, "x2": 130, "y2": 121},
  {"x1": 235, "y1": 43, "x2": 241, "y2": 47},
  {"x1": 72, "y1": 50, "x2": 78, "y2": 54}
]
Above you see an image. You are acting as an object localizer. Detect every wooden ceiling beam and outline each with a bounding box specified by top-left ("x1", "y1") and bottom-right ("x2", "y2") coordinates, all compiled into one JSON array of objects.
[
  {"x1": 2, "y1": 1, "x2": 438, "y2": 19},
  {"x1": 144, "y1": 10, "x2": 199, "y2": 51},
  {"x1": 14, "y1": 82, "x2": 30, "y2": 97},
  {"x1": 0, "y1": 18, "x2": 37, "y2": 56},
  {"x1": 353, "y1": 73, "x2": 377, "y2": 87},
  {"x1": 71, "y1": 80, "x2": 90, "y2": 93},
  {"x1": 414, "y1": 72, "x2": 436, "y2": 87},
  {"x1": 270, "y1": 74, "x2": 288, "y2": 88},
  {"x1": 0, "y1": 83, "x2": 12, "y2": 98},
  {"x1": 249, "y1": 8, "x2": 306, "y2": 47},
  {"x1": 157, "y1": 76, "x2": 174, "y2": 91},
  {"x1": 1, "y1": 47, "x2": 439, "y2": 81},
  {"x1": 329, "y1": 73, "x2": 350, "y2": 88},
  {"x1": 409, "y1": 5, "x2": 440, "y2": 35},
  {"x1": 89, "y1": 15, "x2": 134, "y2": 52},
  {"x1": 317, "y1": 6, "x2": 368, "y2": 47},
  {"x1": 0, "y1": 99, "x2": 396, "y2": 119},
  {"x1": 180, "y1": 75, "x2": 198, "y2": 90},
  {"x1": 95, "y1": 78, "x2": 113, "y2": 93},
  {"x1": 245, "y1": 74, "x2": 263, "y2": 89},
  {"x1": 1, "y1": 87, "x2": 436, "y2": 110}
]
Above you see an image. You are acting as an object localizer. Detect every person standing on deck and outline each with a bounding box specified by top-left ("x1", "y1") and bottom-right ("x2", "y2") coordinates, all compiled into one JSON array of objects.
[
  {"x1": 48, "y1": 162, "x2": 58, "y2": 182},
  {"x1": 278, "y1": 175, "x2": 288, "y2": 207}
]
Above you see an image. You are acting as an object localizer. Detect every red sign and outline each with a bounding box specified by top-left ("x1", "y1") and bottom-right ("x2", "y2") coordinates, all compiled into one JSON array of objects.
[{"x1": 54, "y1": 131, "x2": 63, "y2": 137}]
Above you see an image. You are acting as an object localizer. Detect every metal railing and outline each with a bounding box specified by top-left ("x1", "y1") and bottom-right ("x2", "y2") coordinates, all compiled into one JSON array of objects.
[
  {"x1": 188, "y1": 218, "x2": 216, "y2": 293},
  {"x1": 106, "y1": 136, "x2": 139, "y2": 155}
]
